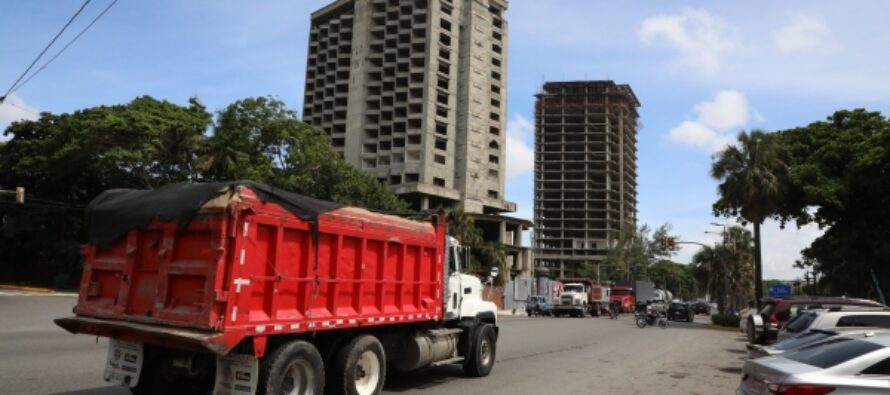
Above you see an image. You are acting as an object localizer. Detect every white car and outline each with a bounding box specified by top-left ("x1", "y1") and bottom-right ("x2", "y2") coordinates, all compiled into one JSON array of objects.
[
  {"x1": 777, "y1": 307, "x2": 890, "y2": 342},
  {"x1": 738, "y1": 331, "x2": 890, "y2": 394}
]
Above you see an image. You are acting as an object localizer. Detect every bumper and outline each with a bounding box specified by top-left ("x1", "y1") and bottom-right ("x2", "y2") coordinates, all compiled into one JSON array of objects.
[{"x1": 55, "y1": 316, "x2": 236, "y2": 355}]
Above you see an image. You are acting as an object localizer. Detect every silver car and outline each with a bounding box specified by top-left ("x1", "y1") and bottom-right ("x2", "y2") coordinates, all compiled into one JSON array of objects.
[
  {"x1": 777, "y1": 307, "x2": 890, "y2": 342},
  {"x1": 747, "y1": 328, "x2": 890, "y2": 359},
  {"x1": 738, "y1": 331, "x2": 890, "y2": 394}
]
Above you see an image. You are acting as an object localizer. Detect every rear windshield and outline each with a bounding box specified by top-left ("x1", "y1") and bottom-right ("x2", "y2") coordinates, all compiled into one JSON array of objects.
[
  {"x1": 773, "y1": 331, "x2": 835, "y2": 351},
  {"x1": 759, "y1": 302, "x2": 777, "y2": 317},
  {"x1": 784, "y1": 338, "x2": 883, "y2": 368},
  {"x1": 784, "y1": 312, "x2": 817, "y2": 333}
]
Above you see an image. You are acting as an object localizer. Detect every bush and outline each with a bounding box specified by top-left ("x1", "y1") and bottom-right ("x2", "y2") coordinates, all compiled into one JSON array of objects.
[{"x1": 711, "y1": 313, "x2": 740, "y2": 327}]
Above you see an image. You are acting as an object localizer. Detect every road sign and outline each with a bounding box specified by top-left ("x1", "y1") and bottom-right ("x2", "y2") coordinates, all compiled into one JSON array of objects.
[{"x1": 768, "y1": 284, "x2": 792, "y2": 298}]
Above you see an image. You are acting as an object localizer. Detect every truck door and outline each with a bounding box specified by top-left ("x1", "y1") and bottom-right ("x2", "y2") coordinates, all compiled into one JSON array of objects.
[{"x1": 444, "y1": 241, "x2": 462, "y2": 320}]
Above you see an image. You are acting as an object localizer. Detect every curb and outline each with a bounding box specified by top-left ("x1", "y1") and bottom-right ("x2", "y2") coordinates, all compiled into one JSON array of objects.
[{"x1": 0, "y1": 284, "x2": 58, "y2": 294}]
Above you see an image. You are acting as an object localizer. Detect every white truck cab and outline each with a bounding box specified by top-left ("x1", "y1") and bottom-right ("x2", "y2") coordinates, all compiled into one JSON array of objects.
[{"x1": 444, "y1": 236, "x2": 499, "y2": 323}]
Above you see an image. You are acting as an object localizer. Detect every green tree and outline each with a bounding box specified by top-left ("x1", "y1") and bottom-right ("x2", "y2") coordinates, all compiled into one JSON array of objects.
[
  {"x1": 444, "y1": 208, "x2": 506, "y2": 283},
  {"x1": 773, "y1": 109, "x2": 890, "y2": 297},
  {"x1": 712, "y1": 130, "x2": 787, "y2": 306},
  {"x1": 593, "y1": 223, "x2": 678, "y2": 282},
  {"x1": 203, "y1": 96, "x2": 410, "y2": 213},
  {"x1": 648, "y1": 260, "x2": 698, "y2": 300}
]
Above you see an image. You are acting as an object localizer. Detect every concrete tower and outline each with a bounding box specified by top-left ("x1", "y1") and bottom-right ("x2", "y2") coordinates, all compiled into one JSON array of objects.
[
  {"x1": 533, "y1": 81, "x2": 640, "y2": 278},
  {"x1": 302, "y1": 0, "x2": 514, "y2": 215}
]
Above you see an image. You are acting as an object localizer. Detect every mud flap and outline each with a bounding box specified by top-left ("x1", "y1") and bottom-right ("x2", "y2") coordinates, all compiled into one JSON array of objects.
[
  {"x1": 103, "y1": 339, "x2": 143, "y2": 388},
  {"x1": 213, "y1": 353, "x2": 259, "y2": 395}
]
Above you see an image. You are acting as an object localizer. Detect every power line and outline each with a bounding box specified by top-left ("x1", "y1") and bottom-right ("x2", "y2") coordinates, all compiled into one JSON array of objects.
[
  {"x1": 0, "y1": 0, "x2": 92, "y2": 104},
  {"x1": 11, "y1": 0, "x2": 119, "y2": 97}
]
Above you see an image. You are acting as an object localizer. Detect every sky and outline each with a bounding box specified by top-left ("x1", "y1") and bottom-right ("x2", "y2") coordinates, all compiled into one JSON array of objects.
[{"x1": 3, "y1": 1, "x2": 890, "y2": 280}]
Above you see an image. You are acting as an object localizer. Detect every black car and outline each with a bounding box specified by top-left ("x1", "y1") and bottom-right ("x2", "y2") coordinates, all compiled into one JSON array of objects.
[
  {"x1": 691, "y1": 300, "x2": 712, "y2": 315},
  {"x1": 668, "y1": 301, "x2": 695, "y2": 322}
]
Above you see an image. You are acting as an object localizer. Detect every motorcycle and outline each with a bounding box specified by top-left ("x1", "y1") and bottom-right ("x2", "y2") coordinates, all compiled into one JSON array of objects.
[{"x1": 635, "y1": 310, "x2": 668, "y2": 329}]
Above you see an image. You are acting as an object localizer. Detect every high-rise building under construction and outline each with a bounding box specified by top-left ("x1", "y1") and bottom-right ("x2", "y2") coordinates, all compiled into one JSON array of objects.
[{"x1": 533, "y1": 81, "x2": 639, "y2": 278}]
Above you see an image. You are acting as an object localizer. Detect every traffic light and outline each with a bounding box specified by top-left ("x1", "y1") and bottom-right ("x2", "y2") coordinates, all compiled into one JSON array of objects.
[
  {"x1": 15, "y1": 187, "x2": 24, "y2": 204},
  {"x1": 660, "y1": 237, "x2": 676, "y2": 249}
]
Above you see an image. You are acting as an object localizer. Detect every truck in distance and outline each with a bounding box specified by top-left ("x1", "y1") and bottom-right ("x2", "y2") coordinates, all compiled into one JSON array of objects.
[
  {"x1": 552, "y1": 278, "x2": 608, "y2": 317},
  {"x1": 54, "y1": 181, "x2": 499, "y2": 395}
]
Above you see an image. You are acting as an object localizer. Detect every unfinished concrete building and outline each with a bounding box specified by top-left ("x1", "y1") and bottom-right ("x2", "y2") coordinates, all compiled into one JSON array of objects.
[
  {"x1": 533, "y1": 81, "x2": 639, "y2": 279},
  {"x1": 303, "y1": 0, "x2": 534, "y2": 278},
  {"x1": 302, "y1": 0, "x2": 513, "y2": 215}
]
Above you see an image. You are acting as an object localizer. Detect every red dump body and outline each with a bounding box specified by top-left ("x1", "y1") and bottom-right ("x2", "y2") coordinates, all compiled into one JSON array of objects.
[{"x1": 61, "y1": 186, "x2": 445, "y2": 356}]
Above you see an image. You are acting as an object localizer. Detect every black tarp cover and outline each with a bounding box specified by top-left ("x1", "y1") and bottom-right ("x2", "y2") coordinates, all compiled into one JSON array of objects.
[{"x1": 86, "y1": 181, "x2": 341, "y2": 247}]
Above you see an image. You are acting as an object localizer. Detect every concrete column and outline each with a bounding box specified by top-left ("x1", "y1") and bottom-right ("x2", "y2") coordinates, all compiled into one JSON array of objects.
[
  {"x1": 420, "y1": 196, "x2": 430, "y2": 210},
  {"x1": 499, "y1": 220, "x2": 507, "y2": 244}
]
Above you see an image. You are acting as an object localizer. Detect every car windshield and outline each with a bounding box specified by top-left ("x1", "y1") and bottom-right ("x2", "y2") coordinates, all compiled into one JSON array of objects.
[
  {"x1": 784, "y1": 312, "x2": 818, "y2": 333},
  {"x1": 783, "y1": 338, "x2": 883, "y2": 368},
  {"x1": 773, "y1": 331, "x2": 836, "y2": 351}
]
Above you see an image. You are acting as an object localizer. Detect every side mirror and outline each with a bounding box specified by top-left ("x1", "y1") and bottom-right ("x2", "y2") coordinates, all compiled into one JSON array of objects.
[{"x1": 489, "y1": 266, "x2": 500, "y2": 279}]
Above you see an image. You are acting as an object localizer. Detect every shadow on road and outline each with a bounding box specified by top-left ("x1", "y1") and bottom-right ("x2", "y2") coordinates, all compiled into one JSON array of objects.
[{"x1": 384, "y1": 364, "x2": 465, "y2": 392}]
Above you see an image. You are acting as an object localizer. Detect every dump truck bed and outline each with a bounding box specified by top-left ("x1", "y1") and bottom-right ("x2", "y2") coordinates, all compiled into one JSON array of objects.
[{"x1": 60, "y1": 183, "x2": 445, "y2": 355}]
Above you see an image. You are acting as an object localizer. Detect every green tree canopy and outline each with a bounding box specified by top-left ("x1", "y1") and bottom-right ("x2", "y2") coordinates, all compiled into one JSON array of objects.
[{"x1": 773, "y1": 109, "x2": 890, "y2": 297}]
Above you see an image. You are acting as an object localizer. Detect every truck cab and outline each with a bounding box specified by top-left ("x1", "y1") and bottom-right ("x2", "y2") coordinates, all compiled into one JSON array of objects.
[
  {"x1": 444, "y1": 236, "x2": 499, "y2": 323},
  {"x1": 554, "y1": 283, "x2": 590, "y2": 317}
]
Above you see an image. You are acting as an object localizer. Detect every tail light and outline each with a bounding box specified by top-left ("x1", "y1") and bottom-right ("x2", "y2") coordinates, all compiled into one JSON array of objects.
[
  {"x1": 768, "y1": 315, "x2": 780, "y2": 330},
  {"x1": 768, "y1": 384, "x2": 835, "y2": 395}
]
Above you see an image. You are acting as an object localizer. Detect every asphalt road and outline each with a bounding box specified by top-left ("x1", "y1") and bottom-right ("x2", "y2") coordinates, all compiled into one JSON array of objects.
[{"x1": 0, "y1": 292, "x2": 746, "y2": 395}]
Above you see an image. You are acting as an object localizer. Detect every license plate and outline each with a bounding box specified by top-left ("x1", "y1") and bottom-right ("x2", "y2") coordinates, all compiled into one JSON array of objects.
[
  {"x1": 214, "y1": 353, "x2": 259, "y2": 395},
  {"x1": 103, "y1": 339, "x2": 143, "y2": 388}
]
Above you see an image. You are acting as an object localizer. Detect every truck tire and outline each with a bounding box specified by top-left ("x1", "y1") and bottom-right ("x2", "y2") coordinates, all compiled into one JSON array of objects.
[
  {"x1": 331, "y1": 335, "x2": 386, "y2": 395},
  {"x1": 463, "y1": 324, "x2": 496, "y2": 377},
  {"x1": 258, "y1": 340, "x2": 324, "y2": 395}
]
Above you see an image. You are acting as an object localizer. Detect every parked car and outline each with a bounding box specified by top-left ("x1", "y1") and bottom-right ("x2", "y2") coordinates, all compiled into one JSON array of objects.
[
  {"x1": 738, "y1": 331, "x2": 890, "y2": 394},
  {"x1": 526, "y1": 295, "x2": 554, "y2": 316},
  {"x1": 777, "y1": 307, "x2": 890, "y2": 342},
  {"x1": 668, "y1": 301, "x2": 695, "y2": 322},
  {"x1": 691, "y1": 300, "x2": 712, "y2": 315},
  {"x1": 746, "y1": 296, "x2": 885, "y2": 345},
  {"x1": 747, "y1": 328, "x2": 890, "y2": 359}
]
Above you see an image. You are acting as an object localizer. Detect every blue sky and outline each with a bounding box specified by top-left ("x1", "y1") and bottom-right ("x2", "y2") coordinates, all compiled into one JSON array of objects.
[{"x1": 3, "y1": 1, "x2": 889, "y2": 280}]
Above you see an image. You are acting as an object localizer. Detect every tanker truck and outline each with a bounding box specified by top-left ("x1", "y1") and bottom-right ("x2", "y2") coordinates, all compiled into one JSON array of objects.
[{"x1": 55, "y1": 181, "x2": 499, "y2": 395}]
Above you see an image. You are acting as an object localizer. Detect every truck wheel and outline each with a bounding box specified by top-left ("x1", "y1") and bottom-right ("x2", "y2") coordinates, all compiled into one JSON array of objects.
[
  {"x1": 332, "y1": 335, "x2": 386, "y2": 395},
  {"x1": 464, "y1": 324, "x2": 496, "y2": 377},
  {"x1": 258, "y1": 340, "x2": 324, "y2": 395}
]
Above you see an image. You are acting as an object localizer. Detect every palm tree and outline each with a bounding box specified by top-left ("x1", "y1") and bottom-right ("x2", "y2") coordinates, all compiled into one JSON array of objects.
[
  {"x1": 712, "y1": 130, "x2": 786, "y2": 307},
  {"x1": 692, "y1": 245, "x2": 729, "y2": 313}
]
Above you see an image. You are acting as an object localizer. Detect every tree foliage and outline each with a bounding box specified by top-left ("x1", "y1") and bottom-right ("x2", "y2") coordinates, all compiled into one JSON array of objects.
[
  {"x1": 0, "y1": 95, "x2": 409, "y2": 287},
  {"x1": 691, "y1": 226, "x2": 755, "y2": 313},
  {"x1": 712, "y1": 130, "x2": 787, "y2": 306},
  {"x1": 587, "y1": 223, "x2": 679, "y2": 283},
  {"x1": 772, "y1": 109, "x2": 890, "y2": 297}
]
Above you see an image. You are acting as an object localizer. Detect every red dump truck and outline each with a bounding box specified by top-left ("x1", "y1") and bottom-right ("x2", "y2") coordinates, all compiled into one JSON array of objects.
[{"x1": 55, "y1": 181, "x2": 499, "y2": 395}]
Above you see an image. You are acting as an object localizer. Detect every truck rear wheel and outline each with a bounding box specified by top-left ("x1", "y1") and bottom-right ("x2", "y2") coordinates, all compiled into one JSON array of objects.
[
  {"x1": 258, "y1": 340, "x2": 324, "y2": 395},
  {"x1": 331, "y1": 335, "x2": 386, "y2": 395},
  {"x1": 463, "y1": 324, "x2": 496, "y2": 377}
]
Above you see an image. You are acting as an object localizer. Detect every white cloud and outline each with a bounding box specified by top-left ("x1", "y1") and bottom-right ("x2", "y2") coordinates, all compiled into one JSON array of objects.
[
  {"x1": 639, "y1": 8, "x2": 736, "y2": 74},
  {"x1": 695, "y1": 91, "x2": 749, "y2": 130},
  {"x1": 505, "y1": 114, "x2": 535, "y2": 178},
  {"x1": 773, "y1": 14, "x2": 831, "y2": 53},
  {"x1": 667, "y1": 90, "x2": 752, "y2": 153},
  {"x1": 0, "y1": 94, "x2": 39, "y2": 136}
]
